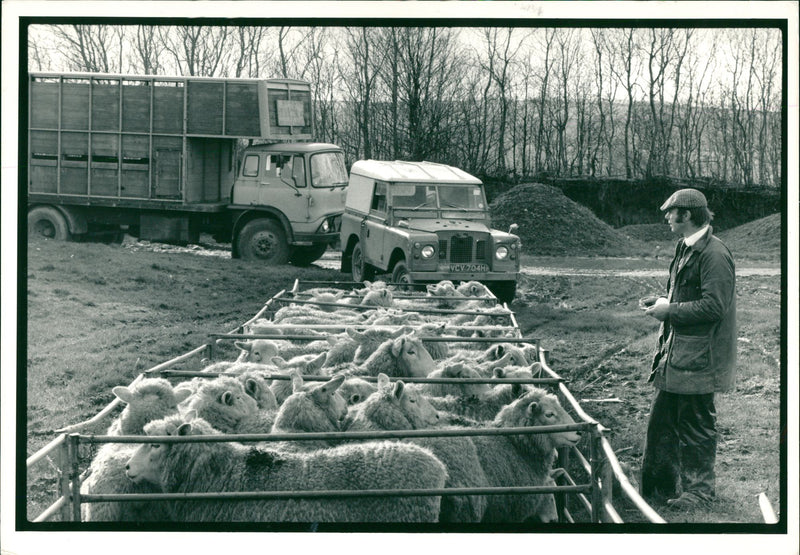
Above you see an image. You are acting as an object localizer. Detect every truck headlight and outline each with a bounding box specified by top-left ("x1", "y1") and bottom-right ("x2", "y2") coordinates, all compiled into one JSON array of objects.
[
  {"x1": 495, "y1": 245, "x2": 509, "y2": 260},
  {"x1": 421, "y1": 245, "x2": 435, "y2": 258},
  {"x1": 320, "y1": 219, "x2": 330, "y2": 233}
]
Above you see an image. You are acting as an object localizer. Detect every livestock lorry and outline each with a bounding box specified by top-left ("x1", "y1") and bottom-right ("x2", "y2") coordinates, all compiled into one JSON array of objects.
[{"x1": 26, "y1": 72, "x2": 348, "y2": 265}]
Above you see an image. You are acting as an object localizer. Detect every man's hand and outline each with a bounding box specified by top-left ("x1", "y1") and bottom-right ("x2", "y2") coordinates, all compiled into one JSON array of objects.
[{"x1": 645, "y1": 300, "x2": 670, "y2": 321}]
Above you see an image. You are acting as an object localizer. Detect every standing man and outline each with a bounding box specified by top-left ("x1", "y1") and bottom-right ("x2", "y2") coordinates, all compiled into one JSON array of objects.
[{"x1": 640, "y1": 188, "x2": 737, "y2": 510}]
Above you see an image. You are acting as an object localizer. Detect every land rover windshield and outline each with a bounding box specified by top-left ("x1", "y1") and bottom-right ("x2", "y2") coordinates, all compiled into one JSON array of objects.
[{"x1": 390, "y1": 183, "x2": 487, "y2": 218}]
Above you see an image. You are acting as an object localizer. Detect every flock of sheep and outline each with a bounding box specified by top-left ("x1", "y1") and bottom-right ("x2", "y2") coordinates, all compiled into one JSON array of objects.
[{"x1": 78, "y1": 279, "x2": 582, "y2": 524}]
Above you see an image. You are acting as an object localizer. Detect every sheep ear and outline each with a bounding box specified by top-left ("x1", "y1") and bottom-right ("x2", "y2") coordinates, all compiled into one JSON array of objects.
[
  {"x1": 177, "y1": 422, "x2": 193, "y2": 436},
  {"x1": 391, "y1": 336, "x2": 405, "y2": 358},
  {"x1": 346, "y1": 328, "x2": 364, "y2": 340},
  {"x1": 184, "y1": 409, "x2": 198, "y2": 422},
  {"x1": 235, "y1": 340, "x2": 252, "y2": 353},
  {"x1": 526, "y1": 401, "x2": 540, "y2": 416},
  {"x1": 493, "y1": 367, "x2": 505, "y2": 379},
  {"x1": 392, "y1": 380, "x2": 406, "y2": 400},
  {"x1": 174, "y1": 388, "x2": 192, "y2": 404},
  {"x1": 271, "y1": 356, "x2": 288, "y2": 368},
  {"x1": 326, "y1": 335, "x2": 338, "y2": 345},
  {"x1": 112, "y1": 386, "x2": 134, "y2": 404},
  {"x1": 290, "y1": 371, "x2": 304, "y2": 392},
  {"x1": 326, "y1": 374, "x2": 345, "y2": 391},
  {"x1": 348, "y1": 394, "x2": 361, "y2": 405},
  {"x1": 377, "y1": 373, "x2": 390, "y2": 390},
  {"x1": 244, "y1": 378, "x2": 260, "y2": 397},
  {"x1": 221, "y1": 391, "x2": 235, "y2": 406},
  {"x1": 306, "y1": 352, "x2": 326, "y2": 372},
  {"x1": 530, "y1": 361, "x2": 542, "y2": 373}
]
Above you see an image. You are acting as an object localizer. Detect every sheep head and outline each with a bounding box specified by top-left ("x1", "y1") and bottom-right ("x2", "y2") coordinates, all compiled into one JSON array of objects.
[
  {"x1": 390, "y1": 335, "x2": 436, "y2": 378},
  {"x1": 234, "y1": 339, "x2": 279, "y2": 363}
]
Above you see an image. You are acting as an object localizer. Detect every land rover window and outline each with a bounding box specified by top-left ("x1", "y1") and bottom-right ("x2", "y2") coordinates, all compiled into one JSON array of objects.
[
  {"x1": 391, "y1": 184, "x2": 436, "y2": 208},
  {"x1": 438, "y1": 184, "x2": 485, "y2": 210},
  {"x1": 371, "y1": 182, "x2": 387, "y2": 213},
  {"x1": 242, "y1": 154, "x2": 259, "y2": 177}
]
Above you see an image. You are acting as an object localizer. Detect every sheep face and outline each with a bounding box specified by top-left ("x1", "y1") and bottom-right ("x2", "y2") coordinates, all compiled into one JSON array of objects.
[
  {"x1": 187, "y1": 377, "x2": 258, "y2": 433},
  {"x1": 456, "y1": 280, "x2": 490, "y2": 297},
  {"x1": 424, "y1": 363, "x2": 491, "y2": 399},
  {"x1": 307, "y1": 374, "x2": 348, "y2": 424},
  {"x1": 238, "y1": 372, "x2": 278, "y2": 411},
  {"x1": 394, "y1": 383, "x2": 440, "y2": 428},
  {"x1": 361, "y1": 288, "x2": 393, "y2": 307},
  {"x1": 235, "y1": 339, "x2": 279, "y2": 364},
  {"x1": 391, "y1": 335, "x2": 436, "y2": 378},
  {"x1": 496, "y1": 389, "x2": 581, "y2": 448}
]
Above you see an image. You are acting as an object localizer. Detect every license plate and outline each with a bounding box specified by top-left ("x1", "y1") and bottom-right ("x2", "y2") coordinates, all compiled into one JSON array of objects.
[{"x1": 449, "y1": 263, "x2": 489, "y2": 272}]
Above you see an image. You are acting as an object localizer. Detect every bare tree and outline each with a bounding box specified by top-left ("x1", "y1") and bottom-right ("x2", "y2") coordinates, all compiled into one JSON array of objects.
[
  {"x1": 51, "y1": 24, "x2": 117, "y2": 72},
  {"x1": 231, "y1": 26, "x2": 268, "y2": 78},
  {"x1": 159, "y1": 26, "x2": 231, "y2": 76}
]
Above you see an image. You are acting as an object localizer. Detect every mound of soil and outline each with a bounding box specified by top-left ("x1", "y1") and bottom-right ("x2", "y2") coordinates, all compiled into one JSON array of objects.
[
  {"x1": 718, "y1": 213, "x2": 781, "y2": 255},
  {"x1": 618, "y1": 223, "x2": 675, "y2": 243},
  {"x1": 490, "y1": 183, "x2": 637, "y2": 256}
]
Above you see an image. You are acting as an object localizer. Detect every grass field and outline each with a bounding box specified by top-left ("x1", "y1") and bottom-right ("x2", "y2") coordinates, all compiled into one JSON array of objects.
[{"x1": 21, "y1": 234, "x2": 783, "y2": 525}]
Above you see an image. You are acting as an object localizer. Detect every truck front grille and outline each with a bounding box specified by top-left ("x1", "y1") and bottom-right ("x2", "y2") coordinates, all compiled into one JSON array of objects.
[{"x1": 475, "y1": 240, "x2": 487, "y2": 261}]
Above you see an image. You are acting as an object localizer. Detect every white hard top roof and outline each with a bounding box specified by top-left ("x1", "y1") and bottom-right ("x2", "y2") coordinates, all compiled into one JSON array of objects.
[{"x1": 350, "y1": 160, "x2": 482, "y2": 184}]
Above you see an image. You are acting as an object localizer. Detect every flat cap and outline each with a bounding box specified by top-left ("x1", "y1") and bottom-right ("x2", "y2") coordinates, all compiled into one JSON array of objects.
[{"x1": 660, "y1": 188, "x2": 708, "y2": 211}]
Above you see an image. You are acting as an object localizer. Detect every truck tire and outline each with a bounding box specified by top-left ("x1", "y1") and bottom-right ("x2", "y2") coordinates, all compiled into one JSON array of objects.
[
  {"x1": 351, "y1": 241, "x2": 376, "y2": 282},
  {"x1": 238, "y1": 219, "x2": 290, "y2": 265},
  {"x1": 289, "y1": 243, "x2": 328, "y2": 267},
  {"x1": 391, "y1": 260, "x2": 412, "y2": 286},
  {"x1": 489, "y1": 280, "x2": 517, "y2": 305},
  {"x1": 28, "y1": 206, "x2": 72, "y2": 241}
]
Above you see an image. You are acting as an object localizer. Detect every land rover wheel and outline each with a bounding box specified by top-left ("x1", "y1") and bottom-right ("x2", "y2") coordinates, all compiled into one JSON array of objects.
[
  {"x1": 238, "y1": 219, "x2": 290, "y2": 265},
  {"x1": 351, "y1": 241, "x2": 375, "y2": 282},
  {"x1": 490, "y1": 281, "x2": 517, "y2": 305},
  {"x1": 289, "y1": 243, "x2": 328, "y2": 267},
  {"x1": 28, "y1": 206, "x2": 72, "y2": 241},
  {"x1": 391, "y1": 261, "x2": 413, "y2": 287}
]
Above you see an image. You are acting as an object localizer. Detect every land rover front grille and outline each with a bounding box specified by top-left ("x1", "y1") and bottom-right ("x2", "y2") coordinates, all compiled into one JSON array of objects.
[{"x1": 449, "y1": 235, "x2": 473, "y2": 263}]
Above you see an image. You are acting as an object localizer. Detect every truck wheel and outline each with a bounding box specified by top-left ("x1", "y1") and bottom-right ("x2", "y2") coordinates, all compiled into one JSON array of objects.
[
  {"x1": 490, "y1": 281, "x2": 517, "y2": 305},
  {"x1": 289, "y1": 244, "x2": 328, "y2": 267},
  {"x1": 28, "y1": 206, "x2": 72, "y2": 241},
  {"x1": 391, "y1": 260, "x2": 412, "y2": 286},
  {"x1": 351, "y1": 241, "x2": 376, "y2": 282},
  {"x1": 238, "y1": 219, "x2": 290, "y2": 265}
]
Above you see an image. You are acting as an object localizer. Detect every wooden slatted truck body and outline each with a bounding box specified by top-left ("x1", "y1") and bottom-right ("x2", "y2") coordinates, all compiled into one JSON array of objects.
[{"x1": 26, "y1": 72, "x2": 348, "y2": 265}]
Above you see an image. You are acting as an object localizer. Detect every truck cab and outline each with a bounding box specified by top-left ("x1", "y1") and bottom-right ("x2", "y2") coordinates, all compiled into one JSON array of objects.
[
  {"x1": 340, "y1": 160, "x2": 520, "y2": 303},
  {"x1": 230, "y1": 142, "x2": 348, "y2": 265}
]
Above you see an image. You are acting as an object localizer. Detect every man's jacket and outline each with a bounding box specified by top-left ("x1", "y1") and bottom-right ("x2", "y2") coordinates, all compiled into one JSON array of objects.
[{"x1": 650, "y1": 226, "x2": 737, "y2": 394}]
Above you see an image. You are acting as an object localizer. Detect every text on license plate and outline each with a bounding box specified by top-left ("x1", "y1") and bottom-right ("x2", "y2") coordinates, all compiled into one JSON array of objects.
[{"x1": 449, "y1": 263, "x2": 489, "y2": 272}]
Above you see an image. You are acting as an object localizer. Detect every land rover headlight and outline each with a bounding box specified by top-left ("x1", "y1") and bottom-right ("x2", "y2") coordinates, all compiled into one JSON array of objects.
[
  {"x1": 320, "y1": 219, "x2": 330, "y2": 233},
  {"x1": 495, "y1": 245, "x2": 509, "y2": 260},
  {"x1": 421, "y1": 245, "x2": 435, "y2": 258}
]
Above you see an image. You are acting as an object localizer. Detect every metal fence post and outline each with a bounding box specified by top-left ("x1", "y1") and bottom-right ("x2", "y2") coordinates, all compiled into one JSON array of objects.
[
  {"x1": 67, "y1": 434, "x2": 82, "y2": 522},
  {"x1": 601, "y1": 458, "x2": 614, "y2": 523},
  {"x1": 589, "y1": 428, "x2": 603, "y2": 523},
  {"x1": 58, "y1": 436, "x2": 72, "y2": 522}
]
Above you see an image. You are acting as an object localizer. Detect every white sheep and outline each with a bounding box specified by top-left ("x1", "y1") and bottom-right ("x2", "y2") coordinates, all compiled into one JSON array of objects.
[
  {"x1": 472, "y1": 387, "x2": 581, "y2": 522},
  {"x1": 124, "y1": 412, "x2": 448, "y2": 523},
  {"x1": 417, "y1": 361, "x2": 493, "y2": 400},
  {"x1": 455, "y1": 280, "x2": 492, "y2": 298},
  {"x1": 234, "y1": 339, "x2": 280, "y2": 363},
  {"x1": 270, "y1": 373, "x2": 348, "y2": 451},
  {"x1": 345, "y1": 374, "x2": 488, "y2": 523},
  {"x1": 183, "y1": 376, "x2": 260, "y2": 433},
  {"x1": 268, "y1": 352, "x2": 327, "y2": 405},
  {"x1": 338, "y1": 376, "x2": 377, "y2": 407},
  {"x1": 81, "y1": 378, "x2": 191, "y2": 522},
  {"x1": 357, "y1": 334, "x2": 437, "y2": 378}
]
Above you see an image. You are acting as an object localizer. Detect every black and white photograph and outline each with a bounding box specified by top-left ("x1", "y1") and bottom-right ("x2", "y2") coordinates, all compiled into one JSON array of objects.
[{"x1": 2, "y1": 1, "x2": 797, "y2": 554}]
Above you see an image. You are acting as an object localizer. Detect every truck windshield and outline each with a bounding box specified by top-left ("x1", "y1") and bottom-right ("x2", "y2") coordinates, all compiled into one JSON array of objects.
[{"x1": 310, "y1": 151, "x2": 348, "y2": 188}]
